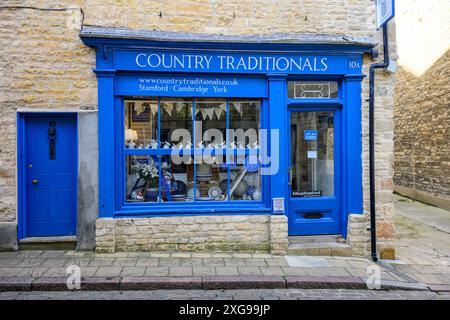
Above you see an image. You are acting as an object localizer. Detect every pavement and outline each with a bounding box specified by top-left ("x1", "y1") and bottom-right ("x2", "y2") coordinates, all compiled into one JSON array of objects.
[
  {"x1": 380, "y1": 194, "x2": 450, "y2": 292},
  {"x1": 0, "y1": 194, "x2": 448, "y2": 299},
  {"x1": 0, "y1": 250, "x2": 433, "y2": 292}
]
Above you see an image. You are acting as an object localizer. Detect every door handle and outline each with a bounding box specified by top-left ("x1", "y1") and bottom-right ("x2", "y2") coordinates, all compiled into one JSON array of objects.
[
  {"x1": 288, "y1": 166, "x2": 294, "y2": 186},
  {"x1": 32, "y1": 179, "x2": 39, "y2": 185}
]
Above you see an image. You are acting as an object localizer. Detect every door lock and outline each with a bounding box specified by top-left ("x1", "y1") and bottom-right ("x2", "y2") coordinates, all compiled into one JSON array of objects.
[{"x1": 32, "y1": 179, "x2": 39, "y2": 185}]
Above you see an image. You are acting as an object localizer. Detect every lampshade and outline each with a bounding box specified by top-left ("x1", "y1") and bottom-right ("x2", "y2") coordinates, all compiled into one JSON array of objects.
[{"x1": 125, "y1": 129, "x2": 138, "y2": 141}]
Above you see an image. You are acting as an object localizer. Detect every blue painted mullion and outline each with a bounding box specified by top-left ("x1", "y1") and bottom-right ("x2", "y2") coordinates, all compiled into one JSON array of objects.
[
  {"x1": 119, "y1": 97, "x2": 127, "y2": 207},
  {"x1": 192, "y1": 98, "x2": 197, "y2": 202},
  {"x1": 157, "y1": 97, "x2": 162, "y2": 202},
  {"x1": 226, "y1": 99, "x2": 230, "y2": 200},
  {"x1": 95, "y1": 69, "x2": 116, "y2": 218}
]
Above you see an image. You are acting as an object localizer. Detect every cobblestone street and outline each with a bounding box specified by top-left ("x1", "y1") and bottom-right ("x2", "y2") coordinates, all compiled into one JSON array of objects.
[{"x1": 0, "y1": 289, "x2": 447, "y2": 300}]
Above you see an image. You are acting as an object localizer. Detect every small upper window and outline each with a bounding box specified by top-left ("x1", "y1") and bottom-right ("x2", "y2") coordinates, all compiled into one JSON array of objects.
[{"x1": 288, "y1": 81, "x2": 338, "y2": 99}]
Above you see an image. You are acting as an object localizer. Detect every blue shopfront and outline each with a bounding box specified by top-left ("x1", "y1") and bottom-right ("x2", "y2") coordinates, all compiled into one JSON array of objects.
[{"x1": 80, "y1": 27, "x2": 372, "y2": 239}]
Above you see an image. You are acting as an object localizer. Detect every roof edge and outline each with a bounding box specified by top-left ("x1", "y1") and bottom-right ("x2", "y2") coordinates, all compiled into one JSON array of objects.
[{"x1": 80, "y1": 25, "x2": 377, "y2": 48}]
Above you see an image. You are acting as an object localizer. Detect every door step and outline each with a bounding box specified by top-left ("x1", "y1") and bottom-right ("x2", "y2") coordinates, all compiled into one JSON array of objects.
[
  {"x1": 287, "y1": 235, "x2": 351, "y2": 256},
  {"x1": 289, "y1": 235, "x2": 346, "y2": 244},
  {"x1": 19, "y1": 236, "x2": 77, "y2": 250}
]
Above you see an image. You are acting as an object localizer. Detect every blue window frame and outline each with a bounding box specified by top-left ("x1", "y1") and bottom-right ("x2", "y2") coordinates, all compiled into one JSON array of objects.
[{"x1": 114, "y1": 95, "x2": 272, "y2": 216}]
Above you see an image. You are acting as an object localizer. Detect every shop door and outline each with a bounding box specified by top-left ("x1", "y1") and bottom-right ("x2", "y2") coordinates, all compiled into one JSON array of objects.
[
  {"x1": 288, "y1": 109, "x2": 341, "y2": 235},
  {"x1": 24, "y1": 115, "x2": 77, "y2": 237}
]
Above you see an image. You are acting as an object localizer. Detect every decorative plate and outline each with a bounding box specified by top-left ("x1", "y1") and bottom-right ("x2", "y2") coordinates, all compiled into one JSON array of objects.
[{"x1": 208, "y1": 186, "x2": 222, "y2": 199}]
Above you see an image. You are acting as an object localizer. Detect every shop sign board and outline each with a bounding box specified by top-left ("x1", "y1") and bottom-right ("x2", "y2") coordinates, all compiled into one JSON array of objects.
[
  {"x1": 115, "y1": 74, "x2": 268, "y2": 98},
  {"x1": 376, "y1": 0, "x2": 395, "y2": 29},
  {"x1": 113, "y1": 50, "x2": 362, "y2": 75}
]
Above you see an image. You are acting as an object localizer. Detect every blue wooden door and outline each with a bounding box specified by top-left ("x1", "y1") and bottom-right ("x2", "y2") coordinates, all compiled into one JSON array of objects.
[
  {"x1": 25, "y1": 116, "x2": 77, "y2": 237},
  {"x1": 288, "y1": 109, "x2": 342, "y2": 235}
]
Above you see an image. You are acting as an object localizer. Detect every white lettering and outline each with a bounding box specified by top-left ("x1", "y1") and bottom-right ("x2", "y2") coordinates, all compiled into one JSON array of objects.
[
  {"x1": 134, "y1": 53, "x2": 332, "y2": 73},
  {"x1": 248, "y1": 56, "x2": 258, "y2": 70},
  {"x1": 204, "y1": 55, "x2": 213, "y2": 69},
  {"x1": 135, "y1": 53, "x2": 147, "y2": 67},
  {"x1": 226, "y1": 56, "x2": 235, "y2": 70},
  {"x1": 276, "y1": 57, "x2": 289, "y2": 71},
  {"x1": 173, "y1": 55, "x2": 184, "y2": 69},
  {"x1": 147, "y1": 53, "x2": 161, "y2": 68},
  {"x1": 303, "y1": 58, "x2": 312, "y2": 71},
  {"x1": 320, "y1": 57, "x2": 328, "y2": 71}
]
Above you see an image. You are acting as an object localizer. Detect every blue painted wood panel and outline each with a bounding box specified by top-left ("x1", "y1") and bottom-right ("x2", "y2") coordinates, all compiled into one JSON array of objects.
[
  {"x1": 25, "y1": 116, "x2": 77, "y2": 237},
  {"x1": 115, "y1": 74, "x2": 268, "y2": 98},
  {"x1": 113, "y1": 50, "x2": 361, "y2": 75},
  {"x1": 287, "y1": 106, "x2": 342, "y2": 235}
]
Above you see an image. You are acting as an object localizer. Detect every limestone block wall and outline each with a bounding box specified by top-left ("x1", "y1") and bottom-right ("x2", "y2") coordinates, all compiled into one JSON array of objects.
[
  {"x1": 0, "y1": 0, "x2": 396, "y2": 256},
  {"x1": 393, "y1": 0, "x2": 450, "y2": 210},
  {"x1": 95, "y1": 215, "x2": 288, "y2": 254}
]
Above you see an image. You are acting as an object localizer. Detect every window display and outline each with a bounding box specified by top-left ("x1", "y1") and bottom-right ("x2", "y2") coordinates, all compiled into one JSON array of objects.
[{"x1": 124, "y1": 97, "x2": 262, "y2": 203}]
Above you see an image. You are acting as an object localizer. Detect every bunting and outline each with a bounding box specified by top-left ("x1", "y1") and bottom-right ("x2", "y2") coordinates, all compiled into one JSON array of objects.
[{"x1": 232, "y1": 102, "x2": 243, "y2": 116}]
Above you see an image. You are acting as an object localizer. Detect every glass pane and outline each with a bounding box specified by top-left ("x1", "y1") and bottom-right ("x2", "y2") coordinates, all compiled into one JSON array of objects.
[
  {"x1": 229, "y1": 100, "x2": 260, "y2": 148},
  {"x1": 195, "y1": 99, "x2": 227, "y2": 148},
  {"x1": 288, "y1": 81, "x2": 338, "y2": 99},
  {"x1": 229, "y1": 100, "x2": 261, "y2": 201},
  {"x1": 126, "y1": 155, "x2": 160, "y2": 202},
  {"x1": 290, "y1": 111, "x2": 334, "y2": 197},
  {"x1": 161, "y1": 155, "x2": 194, "y2": 202},
  {"x1": 160, "y1": 98, "x2": 193, "y2": 149},
  {"x1": 124, "y1": 99, "x2": 158, "y2": 149},
  {"x1": 228, "y1": 155, "x2": 262, "y2": 201},
  {"x1": 195, "y1": 162, "x2": 228, "y2": 201},
  {"x1": 194, "y1": 99, "x2": 227, "y2": 202}
]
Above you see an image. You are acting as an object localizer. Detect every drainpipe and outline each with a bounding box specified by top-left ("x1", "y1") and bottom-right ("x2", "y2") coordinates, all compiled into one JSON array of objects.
[{"x1": 368, "y1": 25, "x2": 390, "y2": 262}]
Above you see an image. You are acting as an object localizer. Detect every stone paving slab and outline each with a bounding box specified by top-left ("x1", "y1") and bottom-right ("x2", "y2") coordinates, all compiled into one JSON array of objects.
[
  {"x1": 0, "y1": 275, "x2": 428, "y2": 292},
  {"x1": 79, "y1": 277, "x2": 121, "y2": 291},
  {"x1": 0, "y1": 250, "x2": 443, "y2": 292},
  {"x1": 0, "y1": 277, "x2": 32, "y2": 292},
  {"x1": 286, "y1": 276, "x2": 366, "y2": 289},
  {"x1": 428, "y1": 284, "x2": 450, "y2": 292},
  {"x1": 202, "y1": 276, "x2": 285, "y2": 290},
  {"x1": 120, "y1": 276, "x2": 203, "y2": 290},
  {"x1": 390, "y1": 195, "x2": 450, "y2": 289}
]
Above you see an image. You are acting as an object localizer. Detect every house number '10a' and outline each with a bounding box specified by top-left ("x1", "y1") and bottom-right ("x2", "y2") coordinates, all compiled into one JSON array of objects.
[{"x1": 349, "y1": 61, "x2": 360, "y2": 69}]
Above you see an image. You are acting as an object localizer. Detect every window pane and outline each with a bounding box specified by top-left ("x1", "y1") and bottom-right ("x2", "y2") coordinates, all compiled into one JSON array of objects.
[
  {"x1": 288, "y1": 81, "x2": 338, "y2": 99},
  {"x1": 194, "y1": 99, "x2": 228, "y2": 202},
  {"x1": 229, "y1": 100, "x2": 260, "y2": 148},
  {"x1": 126, "y1": 155, "x2": 160, "y2": 202},
  {"x1": 228, "y1": 155, "x2": 262, "y2": 201},
  {"x1": 290, "y1": 111, "x2": 334, "y2": 197},
  {"x1": 161, "y1": 155, "x2": 194, "y2": 202},
  {"x1": 195, "y1": 98, "x2": 227, "y2": 148},
  {"x1": 160, "y1": 98, "x2": 193, "y2": 148},
  {"x1": 125, "y1": 99, "x2": 158, "y2": 148},
  {"x1": 229, "y1": 100, "x2": 261, "y2": 201}
]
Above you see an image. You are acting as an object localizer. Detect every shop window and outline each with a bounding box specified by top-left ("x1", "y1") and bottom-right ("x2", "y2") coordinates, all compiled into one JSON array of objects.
[
  {"x1": 288, "y1": 81, "x2": 338, "y2": 99},
  {"x1": 124, "y1": 98, "x2": 262, "y2": 204}
]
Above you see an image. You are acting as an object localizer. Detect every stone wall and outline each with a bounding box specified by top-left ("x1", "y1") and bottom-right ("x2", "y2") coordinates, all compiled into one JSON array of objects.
[
  {"x1": 393, "y1": 0, "x2": 450, "y2": 210},
  {"x1": 96, "y1": 215, "x2": 288, "y2": 255},
  {"x1": 0, "y1": 0, "x2": 396, "y2": 256}
]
